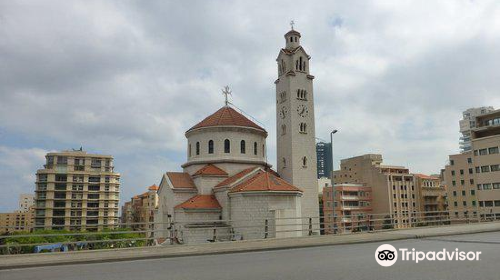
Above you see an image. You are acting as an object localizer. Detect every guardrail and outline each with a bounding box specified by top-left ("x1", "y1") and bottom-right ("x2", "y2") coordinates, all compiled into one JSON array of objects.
[{"x1": 0, "y1": 209, "x2": 497, "y2": 255}]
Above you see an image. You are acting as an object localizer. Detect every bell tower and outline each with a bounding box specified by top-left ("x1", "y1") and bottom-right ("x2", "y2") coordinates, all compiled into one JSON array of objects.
[{"x1": 275, "y1": 27, "x2": 319, "y2": 223}]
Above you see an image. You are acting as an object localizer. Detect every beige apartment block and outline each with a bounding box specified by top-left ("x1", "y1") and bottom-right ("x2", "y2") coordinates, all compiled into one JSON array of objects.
[
  {"x1": 18, "y1": 194, "x2": 35, "y2": 213},
  {"x1": 322, "y1": 183, "x2": 372, "y2": 234},
  {"x1": 121, "y1": 184, "x2": 159, "y2": 231},
  {"x1": 414, "y1": 174, "x2": 447, "y2": 222},
  {"x1": 0, "y1": 210, "x2": 34, "y2": 234},
  {"x1": 444, "y1": 109, "x2": 500, "y2": 220},
  {"x1": 34, "y1": 150, "x2": 120, "y2": 231},
  {"x1": 333, "y1": 154, "x2": 420, "y2": 229}
]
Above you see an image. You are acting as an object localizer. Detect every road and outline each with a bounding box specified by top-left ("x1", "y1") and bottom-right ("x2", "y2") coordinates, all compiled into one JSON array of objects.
[{"x1": 2, "y1": 231, "x2": 500, "y2": 280}]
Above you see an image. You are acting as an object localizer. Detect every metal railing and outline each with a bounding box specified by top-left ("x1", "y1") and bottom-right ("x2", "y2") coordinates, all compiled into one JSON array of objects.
[{"x1": 0, "y1": 208, "x2": 498, "y2": 255}]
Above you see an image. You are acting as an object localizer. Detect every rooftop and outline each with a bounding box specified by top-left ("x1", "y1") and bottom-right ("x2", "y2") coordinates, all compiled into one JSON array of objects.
[{"x1": 187, "y1": 106, "x2": 266, "y2": 134}]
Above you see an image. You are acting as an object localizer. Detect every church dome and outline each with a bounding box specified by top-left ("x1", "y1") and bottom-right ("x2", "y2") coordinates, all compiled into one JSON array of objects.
[
  {"x1": 182, "y1": 105, "x2": 269, "y2": 174},
  {"x1": 187, "y1": 106, "x2": 266, "y2": 134}
]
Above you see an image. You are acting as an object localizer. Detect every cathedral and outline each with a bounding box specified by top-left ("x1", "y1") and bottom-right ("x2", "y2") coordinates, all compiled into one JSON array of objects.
[{"x1": 156, "y1": 28, "x2": 318, "y2": 243}]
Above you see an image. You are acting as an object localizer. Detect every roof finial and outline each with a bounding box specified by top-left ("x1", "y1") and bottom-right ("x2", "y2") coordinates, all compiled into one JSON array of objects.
[
  {"x1": 290, "y1": 20, "x2": 295, "y2": 30},
  {"x1": 222, "y1": 85, "x2": 232, "y2": 106}
]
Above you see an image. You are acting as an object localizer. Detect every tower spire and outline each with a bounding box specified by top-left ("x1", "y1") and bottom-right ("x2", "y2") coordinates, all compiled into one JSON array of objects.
[{"x1": 290, "y1": 20, "x2": 295, "y2": 30}]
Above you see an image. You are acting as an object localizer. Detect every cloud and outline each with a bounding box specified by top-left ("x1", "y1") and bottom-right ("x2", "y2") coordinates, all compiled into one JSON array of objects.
[{"x1": 1, "y1": 0, "x2": 500, "y2": 210}]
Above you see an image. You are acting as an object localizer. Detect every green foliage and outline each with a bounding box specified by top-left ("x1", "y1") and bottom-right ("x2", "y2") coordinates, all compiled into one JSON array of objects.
[{"x1": 1, "y1": 229, "x2": 146, "y2": 255}]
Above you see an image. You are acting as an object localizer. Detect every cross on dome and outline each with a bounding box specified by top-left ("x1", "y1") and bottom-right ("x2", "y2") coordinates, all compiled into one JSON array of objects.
[
  {"x1": 222, "y1": 85, "x2": 232, "y2": 106},
  {"x1": 290, "y1": 20, "x2": 295, "y2": 30}
]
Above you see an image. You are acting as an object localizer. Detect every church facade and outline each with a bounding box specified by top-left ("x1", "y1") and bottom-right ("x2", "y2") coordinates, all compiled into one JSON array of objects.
[{"x1": 155, "y1": 28, "x2": 319, "y2": 243}]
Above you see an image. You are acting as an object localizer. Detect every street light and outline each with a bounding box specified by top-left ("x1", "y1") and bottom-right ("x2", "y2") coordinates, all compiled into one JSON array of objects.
[{"x1": 330, "y1": 129, "x2": 338, "y2": 234}]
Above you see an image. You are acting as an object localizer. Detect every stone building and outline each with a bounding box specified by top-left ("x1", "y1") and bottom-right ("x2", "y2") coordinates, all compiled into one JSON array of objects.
[{"x1": 155, "y1": 28, "x2": 320, "y2": 243}]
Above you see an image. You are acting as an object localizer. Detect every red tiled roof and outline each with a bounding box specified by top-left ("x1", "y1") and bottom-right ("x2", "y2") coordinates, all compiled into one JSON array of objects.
[
  {"x1": 166, "y1": 172, "x2": 196, "y2": 189},
  {"x1": 193, "y1": 164, "x2": 228, "y2": 176},
  {"x1": 214, "y1": 167, "x2": 258, "y2": 188},
  {"x1": 148, "y1": 184, "x2": 159, "y2": 191},
  {"x1": 187, "y1": 106, "x2": 266, "y2": 133},
  {"x1": 229, "y1": 171, "x2": 302, "y2": 193},
  {"x1": 174, "y1": 195, "x2": 221, "y2": 210}
]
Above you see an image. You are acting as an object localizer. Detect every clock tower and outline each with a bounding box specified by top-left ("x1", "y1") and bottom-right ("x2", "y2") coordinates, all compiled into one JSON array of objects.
[{"x1": 275, "y1": 28, "x2": 319, "y2": 225}]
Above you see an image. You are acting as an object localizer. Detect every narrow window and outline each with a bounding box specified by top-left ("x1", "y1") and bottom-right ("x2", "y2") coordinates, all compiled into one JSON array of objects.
[
  {"x1": 295, "y1": 60, "x2": 298, "y2": 70},
  {"x1": 240, "y1": 140, "x2": 246, "y2": 154},
  {"x1": 299, "y1": 57, "x2": 303, "y2": 71},
  {"x1": 302, "y1": 156, "x2": 307, "y2": 167},
  {"x1": 208, "y1": 140, "x2": 214, "y2": 154},
  {"x1": 282, "y1": 158, "x2": 287, "y2": 168},
  {"x1": 188, "y1": 144, "x2": 192, "y2": 157},
  {"x1": 281, "y1": 124, "x2": 286, "y2": 135},
  {"x1": 196, "y1": 142, "x2": 200, "y2": 155},
  {"x1": 254, "y1": 142, "x2": 257, "y2": 155},
  {"x1": 224, "y1": 139, "x2": 230, "y2": 153}
]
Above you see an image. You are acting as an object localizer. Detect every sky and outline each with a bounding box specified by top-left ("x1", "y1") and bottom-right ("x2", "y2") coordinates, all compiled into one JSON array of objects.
[{"x1": 1, "y1": 0, "x2": 500, "y2": 212}]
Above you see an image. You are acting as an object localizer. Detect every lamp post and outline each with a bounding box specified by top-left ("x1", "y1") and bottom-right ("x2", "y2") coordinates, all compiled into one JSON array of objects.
[{"x1": 330, "y1": 129, "x2": 338, "y2": 234}]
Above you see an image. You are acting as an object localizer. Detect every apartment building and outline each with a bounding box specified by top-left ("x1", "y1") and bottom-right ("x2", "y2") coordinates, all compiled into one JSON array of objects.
[
  {"x1": 34, "y1": 150, "x2": 120, "y2": 231},
  {"x1": 333, "y1": 154, "x2": 420, "y2": 229},
  {"x1": 414, "y1": 174, "x2": 447, "y2": 221},
  {"x1": 445, "y1": 108, "x2": 500, "y2": 220},
  {"x1": 459, "y1": 107, "x2": 495, "y2": 153},
  {"x1": 121, "y1": 185, "x2": 159, "y2": 230},
  {"x1": 18, "y1": 194, "x2": 35, "y2": 212},
  {"x1": 0, "y1": 195, "x2": 35, "y2": 234},
  {"x1": 0, "y1": 211, "x2": 34, "y2": 234},
  {"x1": 322, "y1": 183, "x2": 372, "y2": 234}
]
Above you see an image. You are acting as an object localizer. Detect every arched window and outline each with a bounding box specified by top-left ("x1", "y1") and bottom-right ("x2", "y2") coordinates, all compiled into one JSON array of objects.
[
  {"x1": 240, "y1": 140, "x2": 246, "y2": 154},
  {"x1": 302, "y1": 156, "x2": 307, "y2": 167},
  {"x1": 188, "y1": 144, "x2": 191, "y2": 157},
  {"x1": 300, "y1": 123, "x2": 307, "y2": 133},
  {"x1": 196, "y1": 142, "x2": 200, "y2": 155},
  {"x1": 282, "y1": 158, "x2": 287, "y2": 168},
  {"x1": 224, "y1": 139, "x2": 230, "y2": 153},
  {"x1": 253, "y1": 142, "x2": 257, "y2": 155},
  {"x1": 262, "y1": 144, "x2": 265, "y2": 157},
  {"x1": 208, "y1": 140, "x2": 214, "y2": 154},
  {"x1": 299, "y1": 57, "x2": 303, "y2": 71},
  {"x1": 295, "y1": 60, "x2": 298, "y2": 70}
]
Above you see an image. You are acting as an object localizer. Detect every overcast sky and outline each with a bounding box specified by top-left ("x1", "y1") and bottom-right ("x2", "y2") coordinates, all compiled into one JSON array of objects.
[{"x1": 1, "y1": 0, "x2": 500, "y2": 212}]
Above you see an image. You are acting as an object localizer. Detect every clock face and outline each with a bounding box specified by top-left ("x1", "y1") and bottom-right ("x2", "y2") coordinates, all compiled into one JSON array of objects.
[
  {"x1": 279, "y1": 106, "x2": 288, "y2": 119},
  {"x1": 297, "y1": 105, "x2": 308, "y2": 117}
]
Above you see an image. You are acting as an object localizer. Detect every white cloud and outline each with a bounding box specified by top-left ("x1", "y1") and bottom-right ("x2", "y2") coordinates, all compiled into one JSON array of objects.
[{"x1": 1, "y1": 0, "x2": 500, "y2": 210}]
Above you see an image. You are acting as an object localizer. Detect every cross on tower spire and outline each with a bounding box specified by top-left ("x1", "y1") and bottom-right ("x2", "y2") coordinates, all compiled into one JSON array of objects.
[
  {"x1": 290, "y1": 20, "x2": 295, "y2": 30},
  {"x1": 222, "y1": 85, "x2": 232, "y2": 106}
]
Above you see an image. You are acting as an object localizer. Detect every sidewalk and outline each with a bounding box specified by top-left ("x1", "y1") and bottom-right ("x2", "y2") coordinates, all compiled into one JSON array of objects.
[{"x1": 2, "y1": 222, "x2": 500, "y2": 270}]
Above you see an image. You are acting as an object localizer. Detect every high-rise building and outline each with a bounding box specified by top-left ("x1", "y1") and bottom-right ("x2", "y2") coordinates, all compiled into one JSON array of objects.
[
  {"x1": 459, "y1": 107, "x2": 494, "y2": 153},
  {"x1": 34, "y1": 150, "x2": 120, "y2": 231},
  {"x1": 333, "y1": 154, "x2": 420, "y2": 229},
  {"x1": 316, "y1": 142, "x2": 332, "y2": 179},
  {"x1": 18, "y1": 194, "x2": 34, "y2": 213},
  {"x1": 276, "y1": 28, "x2": 319, "y2": 221},
  {"x1": 445, "y1": 108, "x2": 500, "y2": 220}
]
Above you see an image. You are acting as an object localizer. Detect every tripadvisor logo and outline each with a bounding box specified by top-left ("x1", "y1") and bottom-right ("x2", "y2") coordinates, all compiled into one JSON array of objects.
[{"x1": 375, "y1": 244, "x2": 482, "y2": 267}]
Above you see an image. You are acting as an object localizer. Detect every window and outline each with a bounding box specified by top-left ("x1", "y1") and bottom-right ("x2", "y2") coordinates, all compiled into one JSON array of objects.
[
  {"x1": 450, "y1": 160, "x2": 454, "y2": 165},
  {"x1": 462, "y1": 190, "x2": 466, "y2": 196},
  {"x1": 281, "y1": 124, "x2": 286, "y2": 135},
  {"x1": 91, "y1": 159, "x2": 101, "y2": 168},
  {"x1": 451, "y1": 170, "x2": 455, "y2": 176},
  {"x1": 476, "y1": 167, "x2": 481, "y2": 173},
  {"x1": 483, "y1": 183, "x2": 492, "y2": 190},
  {"x1": 494, "y1": 183, "x2": 500, "y2": 189},
  {"x1": 452, "y1": 180, "x2": 456, "y2": 186},
  {"x1": 479, "y1": 149, "x2": 488, "y2": 156},
  {"x1": 477, "y1": 184, "x2": 482, "y2": 190},
  {"x1": 470, "y1": 179, "x2": 474, "y2": 185},
  {"x1": 189, "y1": 144, "x2": 191, "y2": 157},
  {"x1": 463, "y1": 201, "x2": 467, "y2": 206},
  {"x1": 302, "y1": 156, "x2": 307, "y2": 167},
  {"x1": 253, "y1": 142, "x2": 257, "y2": 155},
  {"x1": 467, "y1": 157, "x2": 472, "y2": 164},
  {"x1": 282, "y1": 158, "x2": 286, "y2": 168},
  {"x1": 38, "y1": 174, "x2": 47, "y2": 182},
  {"x1": 460, "y1": 180, "x2": 464, "y2": 185},
  {"x1": 57, "y1": 156, "x2": 68, "y2": 165},
  {"x1": 472, "y1": 201, "x2": 477, "y2": 206},
  {"x1": 453, "y1": 191, "x2": 457, "y2": 197},
  {"x1": 208, "y1": 140, "x2": 214, "y2": 154},
  {"x1": 489, "y1": 147, "x2": 499, "y2": 154},
  {"x1": 469, "y1": 168, "x2": 473, "y2": 174},
  {"x1": 240, "y1": 140, "x2": 246, "y2": 154},
  {"x1": 224, "y1": 139, "x2": 230, "y2": 153},
  {"x1": 299, "y1": 123, "x2": 307, "y2": 133},
  {"x1": 491, "y1": 164, "x2": 500, "y2": 172},
  {"x1": 471, "y1": 190, "x2": 476, "y2": 195},
  {"x1": 460, "y1": 169, "x2": 464, "y2": 175},
  {"x1": 481, "y1": 166, "x2": 490, "y2": 173}
]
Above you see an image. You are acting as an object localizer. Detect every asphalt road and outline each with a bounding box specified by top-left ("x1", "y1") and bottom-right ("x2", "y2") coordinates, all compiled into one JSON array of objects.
[{"x1": 2, "y1": 232, "x2": 500, "y2": 280}]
